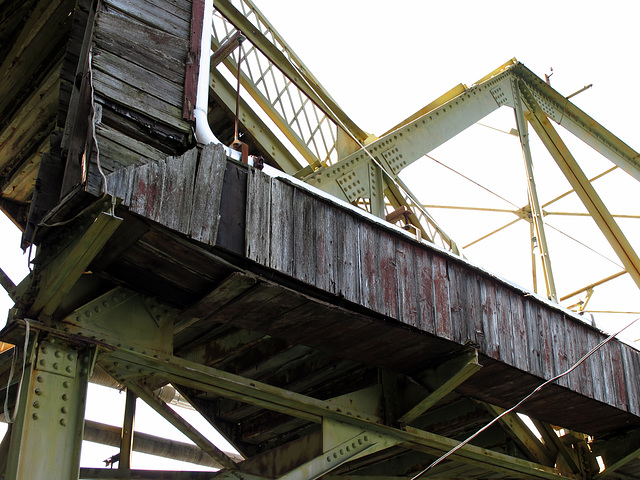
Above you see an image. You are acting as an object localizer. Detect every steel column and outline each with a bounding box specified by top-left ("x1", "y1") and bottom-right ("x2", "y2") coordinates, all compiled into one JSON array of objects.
[
  {"x1": 513, "y1": 80, "x2": 558, "y2": 302},
  {"x1": 5, "y1": 335, "x2": 94, "y2": 480}
]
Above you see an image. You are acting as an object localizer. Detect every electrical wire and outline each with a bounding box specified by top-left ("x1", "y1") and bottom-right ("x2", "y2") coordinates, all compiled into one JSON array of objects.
[
  {"x1": 410, "y1": 316, "x2": 640, "y2": 479},
  {"x1": 3, "y1": 320, "x2": 31, "y2": 424}
]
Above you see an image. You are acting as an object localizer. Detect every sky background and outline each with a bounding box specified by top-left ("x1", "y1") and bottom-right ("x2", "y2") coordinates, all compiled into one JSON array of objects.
[{"x1": 0, "y1": 0, "x2": 639, "y2": 470}]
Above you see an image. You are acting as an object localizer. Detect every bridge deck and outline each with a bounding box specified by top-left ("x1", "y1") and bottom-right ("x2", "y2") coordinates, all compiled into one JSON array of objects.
[{"x1": 103, "y1": 143, "x2": 640, "y2": 440}]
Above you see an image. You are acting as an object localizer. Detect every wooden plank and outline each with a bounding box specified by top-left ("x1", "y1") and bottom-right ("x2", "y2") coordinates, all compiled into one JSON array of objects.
[
  {"x1": 94, "y1": 9, "x2": 188, "y2": 84},
  {"x1": 358, "y1": 221, "x2": 381, "y2": 314},
  {"x1": 292, "y1": 189, "x2": 317, "y2": 285},
  {"x1": 479, "y1": 280, "x2": 499, "y2": 360},
  {"x1": 190, "y1": 143, "x2": 227, "y2": 245},
  {"x1": 509, "y1": 291, "x2": 529, "y2": 373},
  {"x1": 335, "y1": 212, "x2": 360, "y2": 305},
  {"x1": 549, "y1": 312, "x2": 570, "y2": 389},
  {"x1": 92, "y1": 49, "x2": 184, "y2": 108},
  {"x1": 432, "y1": 254, "x2": 451, "y2": 341},
  {"x1": 314, "y1": 201, "x2": 337, "y2": 296},
  {"x1": 448, "y1": 263, "x2": 466, "y2": 345},
  {"x1": 183, "y1": 0, "x2": 203, "y2": 119},
  {"x1": 106, "y1": 165, "x2": 135, "y2": 206},
  {"x1": 268, "y1": 178, "x2": 295, "y2": 276},
  {"x1": 245, "y1": 168, "x2": 271, "y2": 265},
  {"x1": 92, "y1": 72, "x2": 189, "y2": 131},
  {"x1": 584, "y1": 328, "x2": 604, "y2": 403},
  {"x1": 495, "y1": 286, "x2": 515, "y2": 367},
  {"x1": 608, "y1": 341, "x2": 628, "y2": 411},
  {"x1": 216, "y1": 162, "x2": 247, "y2": 255},
  {"x1": 396, "y1": 241, "x2": 418, "y2": 326},
  {"x1": 129, "y1": 162, "x2": 161, "y2": 220},
  {"x1": 523, "y1": 300, "x2": 543, "y2": 379},
  {"x1": 414, "y1": 244, "x2": 435, "y2": 333},
  {"x1": 378, "y1": 231, "x2": 398, "y2": 319},
  {"x1": 622, "y1": 345, "x2": 640, "y2": 415},
  {"x1": 102, "y1": 0, "x2": 190, "y2": 38},
  {"x1": 157, "y1": 148, "x2": 197, "y2": 233}
]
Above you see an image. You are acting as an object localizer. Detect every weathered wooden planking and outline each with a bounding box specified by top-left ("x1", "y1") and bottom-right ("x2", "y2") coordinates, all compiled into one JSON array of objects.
[
  {"x1": 314, "y1": 200, "x2": 338, "y2": 295},
  {"x1": 102, "y1": 0, "x2": 190, "y2": 38},
  {"x1": 292, "y1": 188, "x2": 317, "y2": 285},
  {"x1": 413, "y1": 242, "x2": 435, "y2": 333},
  {"x1": 159, "y1": 148, "x2": 197, "y2": 233},
  {"x1": 268, "y1": 179, "x2": 295, "y2": 277},
  {"x1": 94, "y1": 8, "x2": 188, "y2": 84},
  {"x1": 245, "y1": 168, "x2": 271, "y2": 265},
  {"x1": 190, "y1": 143, "x2": 227, "y2": 245},
  {"x1": 432, "y1": 255, "x2": 452, "y2": 341},
  {"x1": 336, "y1": 210, "x2": 361, "y2": 304},
  {"x1": 92, "y1": 49, "x2": 184, "y2": 109},
  {"x1": 92, "y1": 71, "x2": 189, "y2": 131},
  {"x1": 96, "y1": 123, "x2": 168, "y2": 170},
  {"x1": 359, "y1": 221, "x2": 381, "y2": 314}
]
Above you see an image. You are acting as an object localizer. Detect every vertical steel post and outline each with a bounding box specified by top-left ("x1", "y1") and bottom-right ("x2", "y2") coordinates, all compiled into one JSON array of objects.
[
  {"x1": 119, "y1": 389, "x2": 136, "y2": 470},
  {"x1": 5, "y1": 335, "x2": 93, "y2": 480},
  {"x1": 512, "y1": 80, "x2": 558, "y2": 302}
]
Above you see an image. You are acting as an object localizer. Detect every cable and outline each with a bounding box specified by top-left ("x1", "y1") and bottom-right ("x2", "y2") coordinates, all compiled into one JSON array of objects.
[
  {"x1": 3, "y1": 320, "x2": 31, "y2": 424},
  {"x1": 410, "y1": 316, "x2": 640, "y2": 479},
  {"x1": 425, "y1": 154, "x2": 521, "y2": 210},
  {"x1": 38, "y1": 47, "x2": 108, "y2": 231}
]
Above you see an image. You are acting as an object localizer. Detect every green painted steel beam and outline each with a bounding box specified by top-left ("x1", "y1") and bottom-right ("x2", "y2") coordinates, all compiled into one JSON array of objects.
[
  {"x1": 101, "y1": 350, "x2": 578, "y2": 480},
  {"x1": 481, "y1": 403, "x2": 554, "y2": 467},
  {"x1": 5, "y1": 338, "x2": 95, "y2": 480},
  {"x1": 213, "y1": 0, "x2": 368, "y2": 144},
  {"x1": 513, "y1": 81, "x2": 558, "y2": 302},
  {"x1": 27, "y1": 211, "x2": 122, "y2": 318},
  {"x1": 125, "y1": 381, "x2": 239, "y2": 471},
  {"x1": 522, "y1": 89, "x2": 640, "y2": 293},
  {"x1": 399, "y1": 350, "x2": 481, "y2": 425},
  {"x1": 512, "y1": 63, "x2": 640, "y2": 182}
]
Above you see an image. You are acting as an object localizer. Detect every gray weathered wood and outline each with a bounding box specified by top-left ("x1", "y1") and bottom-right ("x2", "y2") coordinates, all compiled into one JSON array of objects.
[
  {"x1": 158, "y1": 148, "x2": 197, "y2": 233},
  {"x1": 103, "y1": 0, "x2": 190, "y2": 38},
  {"x1": 245, "y1": 168, "x2": 272, "y2": 265},
  {"x1": 190, "y1": 143, "x2": 227, "y2": 245}
]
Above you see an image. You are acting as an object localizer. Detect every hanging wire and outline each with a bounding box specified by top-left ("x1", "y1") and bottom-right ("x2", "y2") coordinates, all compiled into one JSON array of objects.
[
  {"x1": 410, "y1": 316, "x2": 640, "y2": 479},
  {"x1": 3, "y1": 320, "x2": 31, "y2": 424}
]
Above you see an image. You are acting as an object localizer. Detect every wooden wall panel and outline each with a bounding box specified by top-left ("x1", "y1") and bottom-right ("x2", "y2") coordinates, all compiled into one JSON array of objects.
[{"x1": 238, "y1": 168, "x2": 640, "y2": 419}]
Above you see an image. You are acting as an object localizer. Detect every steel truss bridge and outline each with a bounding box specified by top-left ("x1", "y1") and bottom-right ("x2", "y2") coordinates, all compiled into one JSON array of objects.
[{"x1": 0, "y1": 0, "x2": 639, "y2": 479}]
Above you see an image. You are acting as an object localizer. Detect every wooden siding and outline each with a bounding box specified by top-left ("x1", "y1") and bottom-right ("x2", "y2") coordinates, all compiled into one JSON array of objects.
[
  {"x1": 244, "y1": 163, "x2": 640, "y2": 421},
  {"x1": 106, "y1": 145, "x2": 640, "y2": 434},
  {"x1": 88, "y1": 0, "x2": 193, "y2": 195}
]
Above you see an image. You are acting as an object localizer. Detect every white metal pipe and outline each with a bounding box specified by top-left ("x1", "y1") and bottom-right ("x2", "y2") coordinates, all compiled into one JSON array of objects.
[{"x1": 195, "y1": 0, "x2": 242, "y2": 162}]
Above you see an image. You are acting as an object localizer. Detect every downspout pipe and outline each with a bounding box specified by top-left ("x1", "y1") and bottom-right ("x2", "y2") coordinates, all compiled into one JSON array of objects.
[{"x1": 194, "y1": 0, "x2": 242, "y2": 162}]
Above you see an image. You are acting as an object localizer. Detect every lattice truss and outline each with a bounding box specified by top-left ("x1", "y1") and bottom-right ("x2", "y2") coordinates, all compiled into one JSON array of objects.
[{"x1": 211, "y1": 0, "x2": 339, "y2": 167}]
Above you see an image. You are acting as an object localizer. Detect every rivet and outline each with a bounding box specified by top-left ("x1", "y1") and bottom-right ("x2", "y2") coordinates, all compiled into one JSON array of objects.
[
  {"x1": 39, "y1": 360, "x2": 46, "y2": 367},
  {"x1": 62, "y1": 394, "x2": 68, "y2": 401},
  {"x1": 33, "y1": 401, "x2": 40, "y2": 408},
  {"x1": 34, "y1": 388, "x2": 41, "y2": 396},
  {"x1": 54, "y1": 351, "x2": 61, "y2": 358},
  {"x1": 60, "y1": 419, "x2": 66, "y2": 426},
  {"x1": 36, "y1": 376, "x2": 44, "y2": 383},
  {"x1": 41, "y1": 347, "x2": 48, "y2": 354},
  {"x1": 63, "y1": 381, "x2": 69, "y2": 388},
  {"x1": 32, "y1": 414, "x2": 38, "y2": 420},
  {"x1": 50, "y1": 338, "x2": 56, "y2": 345},
  {"x1": 61, "y1": 407, "x2": 68, "y2": 414},
  {"x1": 66, "y1": 366, "x2": 72, "y2": 373},
  {"x1": 67, "y1": 354, "x2": 74, "y2": 361},
  {"x1": 53, "y1": 363, "x2": 59, "y2": 370},
  {"x1": 81, "y1": 368, "x2": 88, "y2": 374}
]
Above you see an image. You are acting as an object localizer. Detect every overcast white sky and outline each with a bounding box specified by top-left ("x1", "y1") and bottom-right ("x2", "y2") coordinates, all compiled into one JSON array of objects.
[{"x1": 0, "y1": 0, "x2": 639, "y2": 470}]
